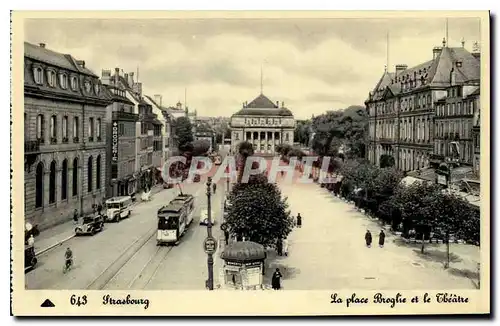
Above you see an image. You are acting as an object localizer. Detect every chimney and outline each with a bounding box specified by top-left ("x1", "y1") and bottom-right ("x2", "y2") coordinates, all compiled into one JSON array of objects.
[
  {"x1": 128, "y1": 72, "x2": 134, "y2": 86},
  {"x1": 281, "y1": 101, "x2": 284, "y2": 108},
  {"x1": 124, "y1": 73, "x2": 128, "y2": 84},
  {"x1": 395, "y1": 64, "x2": 408, "y2": 78},
  {"x1": 433, "y1": 47, "x2": 443, "y2": 60},
  {"x1": 101, "y1": 69, "x2": 111, "y2": 85},
  {"x1": 39, "y1": 43, "x2": 46, "y2": 48},
  {"x1": 276, "y1": 101, "x2": 279, "y2": 107},
  {"x1": 76, "y1": 60, "x2": 85, "y2": 68},
  {"x1": 154, "y1": 94, "x2": 162, "y2": 106}
]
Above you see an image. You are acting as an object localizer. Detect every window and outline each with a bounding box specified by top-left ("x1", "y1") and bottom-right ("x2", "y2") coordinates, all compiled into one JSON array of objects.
[
  {"x1": 285, "y1": 133, "x2": 289, "y2": 141},
  {"x1": 427, "y1": 95, "x2": 431, "y2": 105},
  {"x1": 94, "y1": 84, "x2": 100, "y2": 95},
  {"x1": 470, "y1": 101, "x2": 474, "y2": 114},
  {"x1": 119, "y1": 123, "x2": 124, "y2": 136},
  {"x1": 457, "y1": 87, "x2": 462, "y2": 97},
  {"x1": 33, "y1": 67, "x2": 43, "y2": 84},
  {"x1": 49, "y1": 161, "x2": 56, "y2": 204},
  {"x1": 35, "y1": 162, "x2": 44, "y2": 208},
  {"x1": 47, "y1": 70, "x2": 56, "y2": 87},
  {"x1": 50, "y1": 115, "x2": 57, "y2": 143},
  {"x1": 61, "y1": 159, "x2": 68, "y2": 200},
  {"x1": 72, "y1": 158, "x2": 78, "y2": 196},
  {"x1": 457, "y1": 102, "x2": 461, "y2": 115},
  {"x1": 36, "y1": 114, "x2": 45, "y2": 142},
  {"x1": 96, "y1": 155, "x2": 101, "y2": 190},
  {"x1": 87, "y1": 156, "x2": 93, "y2": 193},
  {"x1": 59, "y1": 74, "x2": 68, "y2": 89},
  {"x1": 452, "y1": 103, "x2": 456, "y2": 115},
  {"x1": 447, "y1": 104, "x2": 451, "y2": 116},
  {"x1": 88, "y1": 117, "x2": 94, "y2": 141},
  {"x1": 62, "y1": 116, "x2": 68, "y2": 141},
  {"x1": 84, "y1": 81, "x2": 91, "y2": 93},
  {"x1": 73, "y1": 116, "x2": 79, "y2": 141},
  {"x1": 70, "y1": 76, "x2": 78, "y2": 90},
  {"x1": 234, "y1": 132, "x2": 239, "y2": 140},
  {"x1": 96, "y1": 118, "x2": 101, "y2": 140}
]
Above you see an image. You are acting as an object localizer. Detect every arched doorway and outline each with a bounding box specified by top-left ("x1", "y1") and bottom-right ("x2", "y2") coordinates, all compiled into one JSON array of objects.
[
  {"x1": 72, "y1": 158, "x2": 78, "y2": 196},
  {"x1": 49, "y1": 161, "x2": 56, "y2": 204},
  {"x1": 35, "y1": 162, "x2": 44, "y2": 208},
  {"x1": 61, "y1": 159, "x2": 68, "y2": 200},
  {"x1": 88, "y1": 156, "x2": 93, "y2": 193}
]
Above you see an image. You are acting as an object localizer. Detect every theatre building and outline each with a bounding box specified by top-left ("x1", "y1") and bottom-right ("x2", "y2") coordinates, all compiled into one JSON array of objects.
[
  {"x1": 24, "y1": 42, "x2": 111, "y2": 229},
  {"x1": 230, "y1": 93, "x2": 295, "y2": 155}
]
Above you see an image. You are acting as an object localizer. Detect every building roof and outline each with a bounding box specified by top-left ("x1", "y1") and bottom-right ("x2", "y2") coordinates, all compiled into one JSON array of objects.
[
  {"x1": 25, "y1": 42, "x2": 97, "y2": 76},
  {"x1": 103, "y1": 85, "x2": 134, "y2": 104},
  {"x1": 367, "y1": 46, "x2": 480, "y2": 103},
  {"x1": 233, "y1": 93, "x2": 294, "y2": 117}
]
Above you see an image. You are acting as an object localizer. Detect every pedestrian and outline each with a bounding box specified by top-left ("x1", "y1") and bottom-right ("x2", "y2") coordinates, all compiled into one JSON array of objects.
[
  {"x1": 365, "y1": 230, "x2": 372, "y2": 248},
  {"x1": 97, "y1": 202, "x2": 103, "y2": 216},
  {"x1": 271, "y1": 268, "x2": 283, "y2": 290},
  {"x1": 378, "y1": 230, "x2": 386, "y2": 248},
  {"x1": 276, "y1": 238, "x2": 283, "y2": 256},
  {"x1": 224, "y1": 230, "x2": 229, "y2": 245},
  {"x1": 212, "y1": 183, "x2": 217, "y2": 194},
  {"x1": 283, "y1": 238, "x2": 289, "y2": 256},
  {"x1": 73, "y1": 209, "x2": 79, "y2": 225},
  {"x1": 296, "y1": 213, "x2": 302, "y2": 228}
]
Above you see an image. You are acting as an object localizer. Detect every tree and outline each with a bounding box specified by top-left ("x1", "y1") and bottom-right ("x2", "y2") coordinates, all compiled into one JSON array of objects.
[
  {"x1": 390, "y1": 182, "x2": 442, "y2": 253},
  {"x1": 380, "y1": 154, "x2": 396, "y2": 168},
  {"x1": 191, "y1": 139, "x2": 211, "y2": 156},
  {"x1": 236, "y1": 141, "x2": 254, "y2": 183},
  {"x1": 226, "y1": 173, "x2": 293, "y2": 247},
  {"x1": 174, "y1": 117, "x2": 194, "y2": 149}
]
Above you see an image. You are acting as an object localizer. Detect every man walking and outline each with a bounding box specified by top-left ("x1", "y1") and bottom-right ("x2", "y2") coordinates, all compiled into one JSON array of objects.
[
  {"x1": 378, "y1": 230, "x2": 386, "y2": 248},
  {"x1": 73, "y1": 209, "x2": 79, "y2": 225},
  {"x1": 296, "y1": 213, "x2": 302, "y2": 228},
  {"x1": 365, "y1": 230, "x2": 372, "y2": 248}
]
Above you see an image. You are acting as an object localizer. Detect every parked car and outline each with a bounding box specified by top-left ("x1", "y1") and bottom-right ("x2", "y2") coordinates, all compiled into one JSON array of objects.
[
  {"x1": 24, "y1": 244, "x2": 37, "y2": 272},
  {"x1": 75, "y1": 214, "x2": 105, "y2": 235}
]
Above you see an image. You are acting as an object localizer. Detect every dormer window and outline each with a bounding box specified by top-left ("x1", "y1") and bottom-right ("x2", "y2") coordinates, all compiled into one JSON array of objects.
[
  {"x1": 94, "y1": 84, "x2": 100, "y2": 95},
  {"x1": 84, "y1": 80, "x2": 91, "y2": 93},
  {"x1": 33, "y1": 67, "x2": 43, "y2": 84},
  {"x1": 47, "y1": 70, "x2": 56, "y2": 87},
  {"x1": 59, "y1": 74, "x2": 68, "y2": 89},
  {"x1": 70, "y1": 76, "x2": 78, "y2": 90}
]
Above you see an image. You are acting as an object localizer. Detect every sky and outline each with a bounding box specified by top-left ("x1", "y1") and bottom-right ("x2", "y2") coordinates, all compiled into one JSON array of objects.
[{"x1": 24, "y1": 16, "x2": 481, "y2": 120}]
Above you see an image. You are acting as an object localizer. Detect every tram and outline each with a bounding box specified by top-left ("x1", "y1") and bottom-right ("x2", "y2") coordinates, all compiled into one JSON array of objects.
[{"x1": 157, "y1": 194, "x2": 195, "y2": 245}]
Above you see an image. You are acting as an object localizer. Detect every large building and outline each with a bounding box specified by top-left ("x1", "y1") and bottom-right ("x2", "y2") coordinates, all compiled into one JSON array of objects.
[
  {"x1": 24, "y1": 42, "x2": 111, "y2": 229},
  {"x1": 144, "y1": 94, "x2": 174, "y2": 168},
  {"x1": 102, "y1": 82, "x2": 138, "y2": 197},
  {"x1": 365, "y1": 39, "x2": 480, "y2": 173},
  {"x1": 229, "y1": 93, "x2": 295, "y2": 155}
]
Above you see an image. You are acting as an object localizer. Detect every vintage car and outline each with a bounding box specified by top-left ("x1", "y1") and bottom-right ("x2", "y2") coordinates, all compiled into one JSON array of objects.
[
  {"x1": 75, "y1": 214, "x2": 105, "y2": 235},
  {"x1": 199, "y1": 209, "x2": 217, "y2": 226}
]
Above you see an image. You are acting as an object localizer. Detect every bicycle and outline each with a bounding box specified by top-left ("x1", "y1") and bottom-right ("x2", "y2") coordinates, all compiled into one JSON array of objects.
[{"x1": 63, "y1": 258, "x2": 73, "y2": 274}]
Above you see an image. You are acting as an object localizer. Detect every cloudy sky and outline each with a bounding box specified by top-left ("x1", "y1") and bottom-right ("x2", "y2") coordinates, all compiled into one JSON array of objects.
[{"x1": 24, "y1": 16, "x2": 481, "y2": 119}]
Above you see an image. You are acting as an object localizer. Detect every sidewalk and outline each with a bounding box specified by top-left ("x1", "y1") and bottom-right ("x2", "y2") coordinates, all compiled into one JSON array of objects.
[{"x1": 34, "y1": 185, "x2": 166, "y2": 256}]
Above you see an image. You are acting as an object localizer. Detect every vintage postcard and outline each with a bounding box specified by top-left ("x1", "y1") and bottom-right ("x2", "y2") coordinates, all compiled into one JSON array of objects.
[{"x1": 11, "y1": 10, "x2": 490, "y2": 316}]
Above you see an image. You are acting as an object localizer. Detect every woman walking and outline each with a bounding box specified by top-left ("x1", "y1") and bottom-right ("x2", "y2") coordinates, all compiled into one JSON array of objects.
[
  {"x1": 365, "y1": 230, "x2": 372, "y2": 248},
  {"x1": 271, "y1": 268, "x2": 283, "y2": 290}
]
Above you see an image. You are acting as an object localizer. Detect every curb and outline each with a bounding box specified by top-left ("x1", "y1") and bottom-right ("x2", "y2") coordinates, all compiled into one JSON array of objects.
[{"x1": 36, "y1": 234, "x2": 75, "y2": 256}]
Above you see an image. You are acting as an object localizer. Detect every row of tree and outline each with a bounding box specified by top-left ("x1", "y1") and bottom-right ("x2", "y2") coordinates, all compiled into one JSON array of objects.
[
  {"x1": 224, "y1": 141, "x2": 294, "y2": 248},
  {"x1": 328, "y1": 159, "x2": 480, "y2": 267}
]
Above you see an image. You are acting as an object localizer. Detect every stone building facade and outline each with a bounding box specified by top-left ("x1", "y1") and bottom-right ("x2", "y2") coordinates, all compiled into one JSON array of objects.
[
  {"x1": 366, "y1": 40, "x2": 480, "y2": 172},
  {"x1": 102, "y1": 82, "x2": 139, "y2": 197},
  {"x1": 24, "y1": 42, "x2": 111, "y2": 229},
  {"x1": 230, "y1": 94, "x2": 295, "y2": 155}
]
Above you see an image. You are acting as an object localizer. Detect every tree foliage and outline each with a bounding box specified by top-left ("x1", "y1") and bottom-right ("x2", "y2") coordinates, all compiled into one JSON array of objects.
[
  {"x1": 380, "y1": 154, "x2": 396, "y2": 168},
  {"x1": 191, "y1": 139, "x2": 211, "y2": 156},
  {"x1": 226, "y1": 173, "x2": 293, "y2": 247},
  {"x1": 236, "y1": 141, "x2": 255, "y2": 183},
  {"x1": 174, "y1": 117, "x2": 194, "y2": 149}
]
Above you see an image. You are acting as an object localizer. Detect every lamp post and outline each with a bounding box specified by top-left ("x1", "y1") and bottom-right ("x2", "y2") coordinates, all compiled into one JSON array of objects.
[{"x1": 206, "y1": 177, "x2": 214, "y2": 290}]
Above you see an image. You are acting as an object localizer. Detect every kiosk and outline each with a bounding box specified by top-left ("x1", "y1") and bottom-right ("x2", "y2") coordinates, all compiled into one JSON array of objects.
[{"x1": 221, "y1": 241, "x2": 266, "y2": 290}]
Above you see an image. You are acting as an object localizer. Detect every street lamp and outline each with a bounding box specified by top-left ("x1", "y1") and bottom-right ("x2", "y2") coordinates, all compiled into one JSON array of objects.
[{"x1": 205, "y1": 177, "x2": 215, "y2": 290}]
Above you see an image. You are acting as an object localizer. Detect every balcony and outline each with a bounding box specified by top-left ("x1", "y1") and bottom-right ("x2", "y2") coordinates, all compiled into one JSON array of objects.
[{"x1": 112, "y1": 111, "x2": 139, "y2": 122}]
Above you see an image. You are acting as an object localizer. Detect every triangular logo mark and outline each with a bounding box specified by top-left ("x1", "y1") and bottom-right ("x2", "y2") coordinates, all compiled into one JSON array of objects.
[{"x1": 40, "y1": 299, "x2": 55, "y2": 308}]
